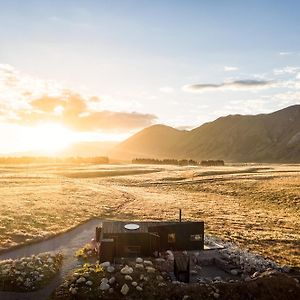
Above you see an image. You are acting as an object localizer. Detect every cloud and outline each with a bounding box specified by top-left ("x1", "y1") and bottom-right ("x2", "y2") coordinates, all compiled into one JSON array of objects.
[
  {"x1": 183, "y1": 79, "x2": 276, "y2": 93},
  {"x1": 0, "y1": 64, "x2": 157, "y2": 132},
  {"x1": 279, "y1": 52, "x2": 294, "y2": 56},
  {"x1": 273, "y1": 66, "x2": 300, "y2": 75},
  {"x1": 224, "y1": 66, "x2": 239, "y2": 72}
]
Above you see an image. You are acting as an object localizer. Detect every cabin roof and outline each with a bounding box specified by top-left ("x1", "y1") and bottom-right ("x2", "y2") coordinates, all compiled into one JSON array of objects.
[{"x1": 101, "y1": 220, "x2": 203, "y2": 234}]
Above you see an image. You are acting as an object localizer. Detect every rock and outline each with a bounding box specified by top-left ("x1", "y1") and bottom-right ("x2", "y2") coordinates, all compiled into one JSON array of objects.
[
  {"x1": 109, "y1": 277, "x2": 116, "y2": 285},
  {"x1": 158, "y1": 282, "x2": 167, "y2": 287},
  {"x1": 213, "y1": 292, "x2": 220, "y2": 299},
  {"x1": 182, "y1": 296, "x2": 190, "y2": 300},
  {"x1": 156, "y1": 275, "x2": 164, "y2": 281},
  {"x1": 135, "y1": 263, "x2": 144, "y2": 269},
  {"x1": 109, "y1": 287, "x2": 114, "y2": 294},
  {"x1": 230, "y1": 269, "x2": 239, "y2": 276},
  {"x1": 214, "y1": 276, "x2": 222, "y2": 281},
  {"x1": 190, "y1": 270, "x2": 198, "y2": 275},
  {"x1": 132, "y1": 281, "x2": 138, "y2": 287},
  {"x1": 125, "y1": 275, "x2": 133, "y2": 281},
  {"x1": 136, "y1": 257, "x2": 143, "y2": 263},
  {"x1": 252, "y1": 271, "x2": 260, "y2": 278},
  {"x1": 144, "y1": 260, "x2": 153, "y2": 266},
  {"x1": 69, "y1": 287, "x2": 77, "y2": 295},
  {"x1": 76, "y1": 277, "x2": 86, "y2": 284},
  {"x1": 121, "y1": 283, "x2": 129, "y2": 295},
  {"x1": 140, "y1": 274, "x2": 144, "y2": 280},
  {"x1": 86, "y1": 281, "x2": 93, "y2": 286},
  {"x1": 107, "y1": 266, "x2": 115, "y2": 273},
  {"x1": 136, "y1": 286, "x2": 143, "y2": 292},
  {"x1": 101, "y1": 278, "x2": 109, "y2": 284},
  {"x1": 146, "y1": 266, "x2": 156, "y2": 273},
  {"x1": 100, "y1": 261, "x2": 110, "y2": 268},
  {"x1": 100, "y1": 282, "x2": 110, "y2": 291},
  {"x1": 121, "y1": 265, "x2": 134, "y2": 275},
  {"x1": 47, "y1": 257, "x2": 54, "y2": 264}
]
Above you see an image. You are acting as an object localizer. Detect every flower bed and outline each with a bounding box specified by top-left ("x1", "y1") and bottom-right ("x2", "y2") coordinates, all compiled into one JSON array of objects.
[{"x1": 0, "y1": 252, "x2": 63, "y2": 292}]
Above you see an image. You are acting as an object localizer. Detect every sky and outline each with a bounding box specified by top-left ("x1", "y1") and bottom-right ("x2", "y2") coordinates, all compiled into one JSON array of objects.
[{"x1": 0, "y1": 0, "x2": 300, "y2": 153}]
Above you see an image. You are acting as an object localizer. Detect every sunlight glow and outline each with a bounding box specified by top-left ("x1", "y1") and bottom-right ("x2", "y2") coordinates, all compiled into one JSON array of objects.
[{"x1": 21, "y1": 123, "x2": 75, "y2": 154}]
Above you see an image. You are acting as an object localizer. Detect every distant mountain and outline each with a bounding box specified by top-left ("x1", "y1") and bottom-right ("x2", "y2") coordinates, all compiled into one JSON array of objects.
[{"x1": 113, "y1": 105, "x2": 300, "y2": 163}]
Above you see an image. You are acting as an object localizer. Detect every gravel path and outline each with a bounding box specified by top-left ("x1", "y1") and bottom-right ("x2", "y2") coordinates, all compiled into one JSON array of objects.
[{"x1": 0, "y1": 218, "x2": 102, "y2": 300}]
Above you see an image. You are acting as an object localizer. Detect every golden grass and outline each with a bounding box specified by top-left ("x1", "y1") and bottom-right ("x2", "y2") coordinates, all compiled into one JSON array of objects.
[{"x1": 0, "y1": 164, "x2": 299, "y2": 268}]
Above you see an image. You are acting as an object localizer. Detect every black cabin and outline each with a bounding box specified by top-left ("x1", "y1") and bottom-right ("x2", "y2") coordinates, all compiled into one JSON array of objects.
[{"x1": 96, "y1": 220, "x2": 204, "y2": 262}]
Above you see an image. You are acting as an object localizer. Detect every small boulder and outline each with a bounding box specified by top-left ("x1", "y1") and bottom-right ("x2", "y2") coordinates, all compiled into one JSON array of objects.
[
  {"x1": 100, "y1": 282, "x2": 110, "y2": 291},
  {"x1": 144, "y1": 260, "x2": 153, "y2": 266},
  {"x1": 101, "y1": 278, "x2": 109, "y2": 284},
  {"x1": 131, "y1": 281, "x2": 138, "y2": 287},
  {"x1": 230, "y1": 269, "x2": 238, "y2": 276},
  {"x1": 146, "y1": 266, "x2": 156, "y2": 273},
  {"x1": 107, "y1": 266, "x2": 115, "y2": 273},
  {"x1": 108, "y1": 277, "x2": 116, "y2": 285},
  {"x1": 136, "y1": 257, "x2": 143, "y2": 263},
  {"x1": 135, "y1": 263, "x2": 144, "y2": 269},
  {"x1": 121, "y1": 265, "x2": 134, "y2": 275},
  {"x1": 76, "y1": 277, "x2": 86, "y2": 284},
  {"x1": 125, "y1": 275, "x2": 133, "y2": 281},
  {"x1": 86, "y1": 281, "x2": 93, "y2": 286},
  {"x1": 100, "y1": 261, "x2": 110, "y2": 268},
  {"x1": 136, "y1": 286, "x2": 143, "y2": 292},
  {"x1": 121, "y1": 283, "x2": 129, "y2": 295}
]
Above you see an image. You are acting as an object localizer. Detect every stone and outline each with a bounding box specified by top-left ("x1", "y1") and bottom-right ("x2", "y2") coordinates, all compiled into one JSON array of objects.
[
  {"x1": 125, "y1": 275, "x2": 133, "y2": 281},
  {"x1": 213, "y1": 292, "x2": 220, "y2": 299},
  {"x1": 214, "y1": 276, "x2": 222, "y2": 281},
  {"x1": 156, "y1": 275, "x2": 164, "y2": 281},
  {"x1": 182, "y1": 296, "x2": 190, "y2": 300},
  {"x1": 121, "y1": 283, "x2": 129, "y2": 295},
  {"x1": 135, "y1": 263, "x2": 144, "y2": 269},
  {"x1": 136, "y1": 286, "x2": 143, "y2": 292},
  {"x1": 140, "y1": 274, "x2": 144, "y2": 280},
  {"x1": 100, "y1": 282, "x2": 110, "y2": 291},
  {"x1": 136, "y1": 257, "x2": 143, "y2": 263},
  {"x1": 69, "y1": 287, "x2": 77, "y2": 295},
  {"x1": 100, "y1": 261, "x2": 110, "y2": 268},
  {"x1": 121, "y1": 265, "x2": 134, "y2": 275},
  {"x1": 76, "y1": 277, "x2": 86, "y2": 284},
  {"x1": 230, "y1": 269, "x2": 239, "y2": 276},
  {"x1": 109, "y1": 288, "x2": 114, "y2": 294},
  {"x1": 252, "y1": 271, "x2": 260, "y2": 278},
  {"x1": 131, "y1": 281, "x2": 138, "y2": 287},
  {"x1": 108, "y1": 277, "x2": 116, "y2": 285},
  {"x1": 86, "y1": 281, "x2": 93, "y2": 286},
  {"x1": 144, "y1": 260, "x2": 153, "y2": 266},
  {"x1": 158, "y1": 282, "x2": 167, "y2": 287},
  {"x1": 101, "y1": 278, "x2": 109, "y2": 284},
  {"x1": 190, "y1": 270, "x2": 198, "y2": 275},
  {"x1": 146, "y1": 266, "x2": 156, "y2": 273},
  {"x1": 107, "y1": 266, "x2": 115, "y2": 273}
]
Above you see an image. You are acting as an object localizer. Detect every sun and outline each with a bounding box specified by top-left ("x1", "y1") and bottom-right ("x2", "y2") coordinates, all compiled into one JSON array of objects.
[{"x1": 24, "y1": 122, "x2": 74, "y2": 154}]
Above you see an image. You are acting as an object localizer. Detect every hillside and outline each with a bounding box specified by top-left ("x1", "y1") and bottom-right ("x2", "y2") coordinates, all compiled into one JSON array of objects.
[{"x1": 113, "y1": 105, "x2": 300, "y2": 162}]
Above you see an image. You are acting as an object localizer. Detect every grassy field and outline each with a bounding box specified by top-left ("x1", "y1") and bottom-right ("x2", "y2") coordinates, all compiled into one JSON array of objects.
[{"x1": 0, "y1": 163, "x2": 299, "y2": 268}]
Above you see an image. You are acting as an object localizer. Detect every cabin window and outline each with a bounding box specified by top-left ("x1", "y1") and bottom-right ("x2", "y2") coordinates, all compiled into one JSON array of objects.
[
  {"x1": 168, "y1": 233, "x2": 176, "y2": 243},
  {"x1": 190, "y1": 234, "x2": 202, "y2": 241}
]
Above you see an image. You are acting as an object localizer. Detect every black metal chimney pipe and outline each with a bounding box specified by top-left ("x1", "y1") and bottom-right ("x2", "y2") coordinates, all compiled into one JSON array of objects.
[{"x1": 179, "y1": 209, "x2": 182, "y2": 222}]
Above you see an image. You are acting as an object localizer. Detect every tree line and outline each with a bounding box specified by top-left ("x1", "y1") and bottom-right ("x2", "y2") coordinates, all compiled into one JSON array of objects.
[
  {"x1": 132, "y1": 158, "x2": 224, "y2": 166},
  {"x1": 0, "y1": 156, "x2": 109, "y2": 164}
]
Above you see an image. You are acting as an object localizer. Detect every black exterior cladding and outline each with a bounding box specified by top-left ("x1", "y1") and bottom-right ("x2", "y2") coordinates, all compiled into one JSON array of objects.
[{"x1": 99, "y1": 221, "x2": 204, "y2": 260}]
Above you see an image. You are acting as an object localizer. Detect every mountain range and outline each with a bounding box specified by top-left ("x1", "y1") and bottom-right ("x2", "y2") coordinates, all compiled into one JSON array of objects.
[{"x1": 113, "y1": 105, "x2": 300, "y2": 163}]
